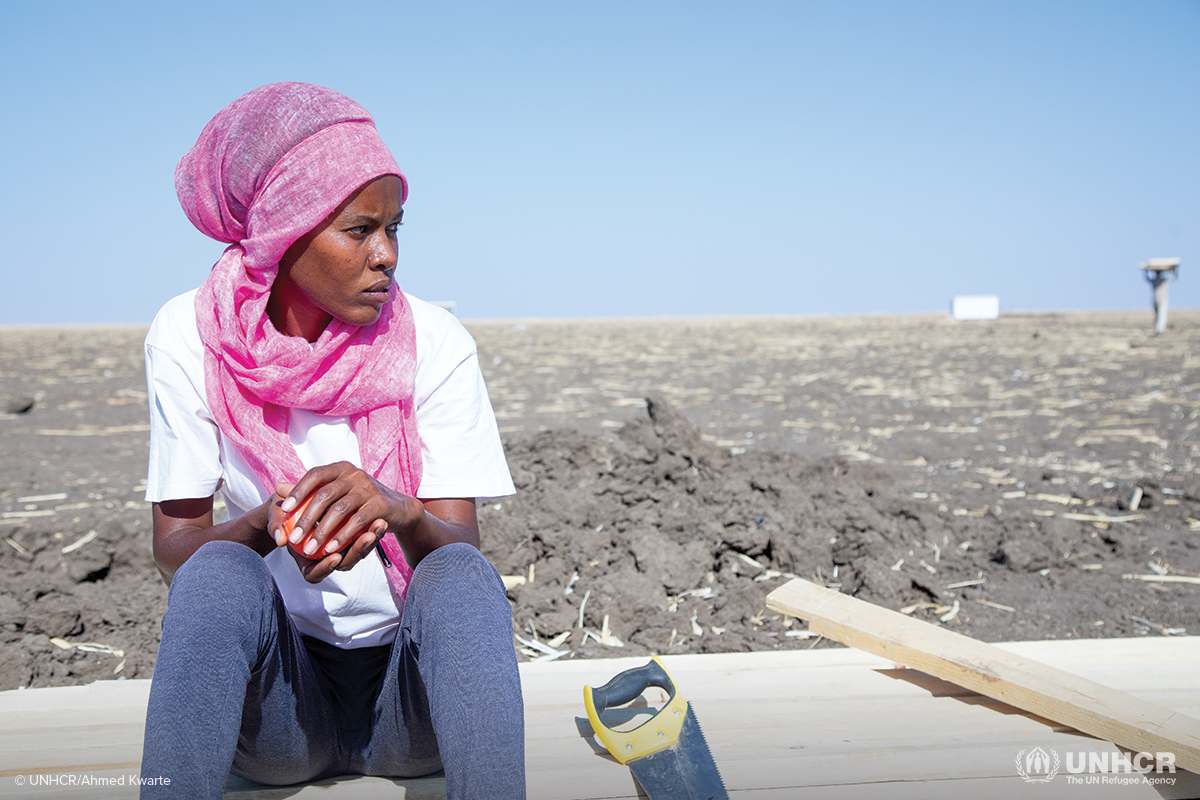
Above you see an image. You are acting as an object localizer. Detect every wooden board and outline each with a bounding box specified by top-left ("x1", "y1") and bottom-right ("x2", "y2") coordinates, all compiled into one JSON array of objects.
[
  {"x1": 3, "y1": 641, "x2": 1200, "y2": 798},
  {"x1": 766, "y1": 577, "x2": 1200, "y2": 775}
]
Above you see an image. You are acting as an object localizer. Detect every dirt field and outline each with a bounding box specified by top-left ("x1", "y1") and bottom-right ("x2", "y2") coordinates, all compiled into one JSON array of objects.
[{"x1": 2, "y1": 309, "x2": 1198, "y2": 689}]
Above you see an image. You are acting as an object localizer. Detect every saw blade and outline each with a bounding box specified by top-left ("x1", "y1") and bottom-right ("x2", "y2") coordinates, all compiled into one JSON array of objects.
[{"x1": 626, "y1": 705, "x2": 729, "y2": 800}]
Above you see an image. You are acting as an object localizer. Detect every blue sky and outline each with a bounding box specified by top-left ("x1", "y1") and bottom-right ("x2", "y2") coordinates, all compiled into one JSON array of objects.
[{"x1": 2, "y1": 1, "x2": 1196, "y2": 323}]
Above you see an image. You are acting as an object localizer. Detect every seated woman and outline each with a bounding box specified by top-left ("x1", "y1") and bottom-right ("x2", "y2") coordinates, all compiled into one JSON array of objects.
[{"x1": 140, "y1": 82, "x2": 523, "y2": 799}]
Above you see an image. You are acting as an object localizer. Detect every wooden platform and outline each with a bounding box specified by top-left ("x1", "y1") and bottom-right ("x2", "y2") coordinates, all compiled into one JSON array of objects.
[{"x1": 2, "y1": 639, "x2": 1198, "y2": 798}]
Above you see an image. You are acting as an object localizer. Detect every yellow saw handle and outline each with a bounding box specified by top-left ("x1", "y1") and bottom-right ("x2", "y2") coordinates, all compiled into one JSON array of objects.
[{"x1": 583, "y1": 656, "x2": 690, "y2": 765}]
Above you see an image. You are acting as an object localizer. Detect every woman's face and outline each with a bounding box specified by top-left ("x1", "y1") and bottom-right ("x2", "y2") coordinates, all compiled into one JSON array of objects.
[{"x1": 268, "y1": 175, "x2": 405, "y2": 342}]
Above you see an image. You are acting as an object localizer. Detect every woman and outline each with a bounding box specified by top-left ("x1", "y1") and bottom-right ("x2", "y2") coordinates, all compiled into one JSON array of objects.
[{"x1": 140, "y1": 82, "x2": 524, "y2": 799}]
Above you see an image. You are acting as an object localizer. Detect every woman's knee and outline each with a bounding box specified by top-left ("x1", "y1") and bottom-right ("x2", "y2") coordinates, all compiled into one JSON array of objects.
[
  {"x1": 159, "y1": 541, "x2": 286, "y2": 665},
  {"x1": 405, "y1": 544, "x2": 509, "y2": 620},
  {"x1": 410, "y1": 543, "x2": 503, "y2": 597},
  {"x1": 168, "y1": 540, "x2": 275, "y2": 609}
]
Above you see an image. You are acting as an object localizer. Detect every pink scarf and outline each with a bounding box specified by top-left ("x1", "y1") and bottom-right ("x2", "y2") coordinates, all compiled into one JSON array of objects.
[{"x1": 175, "y1": 82, "x2": 422, "y2": 607}]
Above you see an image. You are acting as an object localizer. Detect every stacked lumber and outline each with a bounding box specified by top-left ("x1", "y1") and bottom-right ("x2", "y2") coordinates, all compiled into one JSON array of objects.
[{"x1": 3, "y1": 636, "x2": 1199, "y2": 798}]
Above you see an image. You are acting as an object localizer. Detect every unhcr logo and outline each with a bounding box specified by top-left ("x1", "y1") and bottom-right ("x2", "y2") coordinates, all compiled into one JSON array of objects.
[
  {"x1": 1016, "y1": 747, "x2": 1060, "y2": 783},
  {"x1": 1015, "y1": 746, "x2": 1178, "y2": 786}
]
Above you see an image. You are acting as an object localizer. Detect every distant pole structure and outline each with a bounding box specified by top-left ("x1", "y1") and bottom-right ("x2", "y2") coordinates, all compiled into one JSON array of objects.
[{"x1": 1139, "y1": 258, "x2": 1180, "y2": 335}]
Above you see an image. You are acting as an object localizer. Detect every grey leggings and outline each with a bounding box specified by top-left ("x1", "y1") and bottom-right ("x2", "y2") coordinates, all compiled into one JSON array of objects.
[{"x1": 139, "y1": 540, "x2": 525, "y2": 799}]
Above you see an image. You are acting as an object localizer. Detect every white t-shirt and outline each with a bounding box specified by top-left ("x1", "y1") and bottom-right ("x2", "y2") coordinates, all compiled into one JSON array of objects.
[{"x1": 144, "y1": 290, "x2": 515, "y2": 648}]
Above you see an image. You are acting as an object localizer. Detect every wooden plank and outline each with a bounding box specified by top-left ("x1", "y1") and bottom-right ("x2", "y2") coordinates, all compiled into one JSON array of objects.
[
  {"x1": 766, "y1": 577, "x2": 1200, "y2": 773},
  {"x1": 224, "y1": 776, "x2": 413, "y2": 799},
  {"x1": 5, "y1": 642, "x2": 1200, "y2": 798}
]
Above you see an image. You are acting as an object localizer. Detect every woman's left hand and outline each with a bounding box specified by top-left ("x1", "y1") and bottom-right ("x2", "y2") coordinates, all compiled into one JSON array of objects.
[
  {"x1": 270, "y1": 488, "x2": 386, "y2": 583},
  {"x1": 270, "y1": 461, "x2": 479, "y2": 583}
]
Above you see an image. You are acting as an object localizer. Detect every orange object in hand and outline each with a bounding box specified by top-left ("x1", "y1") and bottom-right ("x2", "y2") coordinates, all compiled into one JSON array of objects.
[
  {"x1": 280, "y1": 493, "x2": 354, "y2": 560},
  {"x1": 280, "y1": 497, "x2": 323, "y2": 557}
]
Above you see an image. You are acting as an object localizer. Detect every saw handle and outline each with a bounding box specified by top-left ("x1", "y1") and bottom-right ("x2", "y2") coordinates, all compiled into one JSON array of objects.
[
  {"x1": 588, "y1": 657, "x2": 676, "y2": 711},
  {"x1": 583, "y1": 657, "x2": 690, "y2": 764}
]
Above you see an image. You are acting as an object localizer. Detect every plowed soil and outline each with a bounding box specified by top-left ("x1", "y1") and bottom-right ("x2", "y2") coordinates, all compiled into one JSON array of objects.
[{"x1": 2, "y1": 310, "x2": 1198, "y2": 689}]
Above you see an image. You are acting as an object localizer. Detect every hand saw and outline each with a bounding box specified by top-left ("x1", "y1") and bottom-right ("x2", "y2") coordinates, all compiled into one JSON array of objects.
[{"x1": 584, "y1": 657, "x2": 729, "y2": 800}]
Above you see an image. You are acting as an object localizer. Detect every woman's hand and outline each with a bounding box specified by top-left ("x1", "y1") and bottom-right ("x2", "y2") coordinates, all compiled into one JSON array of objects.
[
  {"x1": 269, "y1": 461, "x2": 479, "y2": 584},
  {"x1": 266, "y1": 497, "x2": 388, "y2": 584}
]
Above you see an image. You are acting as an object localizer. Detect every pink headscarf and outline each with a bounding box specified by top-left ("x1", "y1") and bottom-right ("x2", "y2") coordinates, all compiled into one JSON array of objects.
[{"x1": 176, "y1": 82, "x2": 422, "y2": 607}]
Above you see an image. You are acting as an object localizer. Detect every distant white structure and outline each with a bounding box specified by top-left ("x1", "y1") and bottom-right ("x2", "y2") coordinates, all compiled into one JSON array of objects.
[
  {"x1": 430, "y1": 300, "x2": 458, "y2": 316},
  {"x1": 951, "y1": 295, "x2": 1000, "y2": 320},
  {"x1": 1139, "y1": 258, "x2": 1179, "y2": 335}
]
